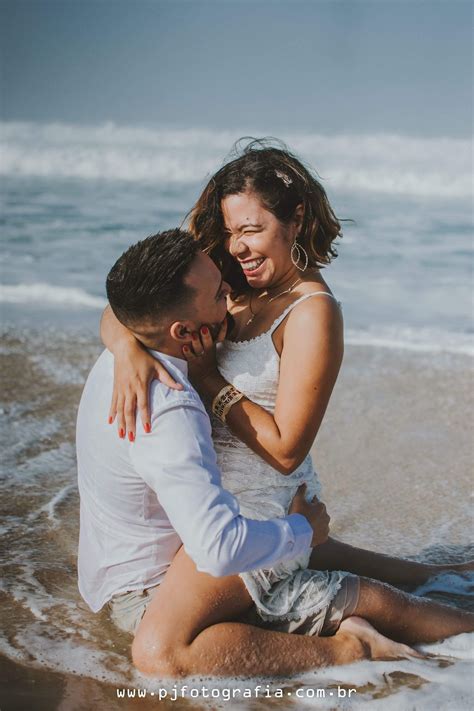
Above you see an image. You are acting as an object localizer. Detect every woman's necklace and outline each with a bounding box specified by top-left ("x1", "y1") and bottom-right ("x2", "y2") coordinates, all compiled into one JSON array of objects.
[{"x1": 246, "y1": 278, "x2": 302, "y2": 326}]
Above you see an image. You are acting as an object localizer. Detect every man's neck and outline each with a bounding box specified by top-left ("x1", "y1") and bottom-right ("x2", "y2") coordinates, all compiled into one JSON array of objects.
[{"x1": 139, "y1": 337, "x2": 185, "y2": 362}]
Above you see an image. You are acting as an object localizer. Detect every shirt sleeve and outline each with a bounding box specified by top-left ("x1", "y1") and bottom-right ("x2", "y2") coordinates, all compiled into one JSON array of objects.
[{"x1": 129, "y1": 401, "x2": 313, "y2": 577}]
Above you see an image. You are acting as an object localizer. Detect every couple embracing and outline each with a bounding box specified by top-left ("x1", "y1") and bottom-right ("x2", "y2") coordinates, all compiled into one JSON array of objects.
[{"x1": 77, "y1": 141, "x2": 473, "y2": 678}]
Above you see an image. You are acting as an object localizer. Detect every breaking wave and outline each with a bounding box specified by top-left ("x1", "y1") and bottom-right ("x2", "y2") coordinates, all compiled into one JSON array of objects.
[
  {"x1": 0, "y1": 283, "x2": 105, "y2": 309},
  {"x1": 1, "y1": 121, "x2": 471, "y2": 198}
]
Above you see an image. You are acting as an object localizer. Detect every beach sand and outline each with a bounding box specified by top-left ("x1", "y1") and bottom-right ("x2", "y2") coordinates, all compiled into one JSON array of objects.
[
  {"x1": 1, "y1": 331, "x2": 472, "y2": 709},
  {"x1": 314, "y1": 346, "x2": 473, "y2": 560}
]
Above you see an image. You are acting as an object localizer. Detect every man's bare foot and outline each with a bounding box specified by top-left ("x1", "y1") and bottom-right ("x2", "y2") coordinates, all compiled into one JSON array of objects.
[{"x1": 339, "y1": 617, "x2": 423, "y2": 661}]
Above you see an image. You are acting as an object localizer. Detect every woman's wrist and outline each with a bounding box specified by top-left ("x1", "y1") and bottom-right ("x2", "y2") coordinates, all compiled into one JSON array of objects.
[
  {"x1": 212, "y1": 384, "x2": 245, "y2": 423},
  {"x1": 193, "y1": 370, "x2": 228, "y2": 401}
]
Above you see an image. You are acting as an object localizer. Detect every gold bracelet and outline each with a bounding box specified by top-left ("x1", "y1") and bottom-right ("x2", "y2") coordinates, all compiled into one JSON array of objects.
[
  {"x1": 221, "y1": 391, "x2": 244, "y2": 422},
  {"x1": 212, "y1": 384, "x2": 244, "y2": 423},
  {"x1": 211, "y1": 385, "x2": 234, "y2": 416}
]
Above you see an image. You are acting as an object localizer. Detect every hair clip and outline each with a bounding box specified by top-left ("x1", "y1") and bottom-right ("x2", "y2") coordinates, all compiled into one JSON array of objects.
[{"x1": 275, "y1": 169, "x2": 292, "y2": 187}]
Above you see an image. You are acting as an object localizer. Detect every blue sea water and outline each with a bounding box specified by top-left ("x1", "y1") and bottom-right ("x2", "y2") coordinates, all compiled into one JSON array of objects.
[{"x1": 1, "y1": 121, "x2": 473, "y2": 354}]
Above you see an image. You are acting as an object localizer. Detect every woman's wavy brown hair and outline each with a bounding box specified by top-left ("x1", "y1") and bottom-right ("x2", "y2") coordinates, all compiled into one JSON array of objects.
[{"x1": 188, "y1": 138, "x2": 343, "y2": 294}]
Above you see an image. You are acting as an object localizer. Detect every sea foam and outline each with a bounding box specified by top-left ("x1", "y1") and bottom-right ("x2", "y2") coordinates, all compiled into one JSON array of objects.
[
  {"x1": 0, "y1": 282, "x2": 105, "y2": 309},
  {"x1": 345, "y1": 326, "x2": 474, "y2": 357},
  {"x1": 1, "y1": 121, "x2": 471, "y2": 198}
]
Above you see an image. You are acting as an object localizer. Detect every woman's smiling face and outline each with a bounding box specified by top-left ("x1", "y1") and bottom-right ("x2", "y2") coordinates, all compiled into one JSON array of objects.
[{"x1": 221, "y1": 191, "x2": 301, "y2": 289}]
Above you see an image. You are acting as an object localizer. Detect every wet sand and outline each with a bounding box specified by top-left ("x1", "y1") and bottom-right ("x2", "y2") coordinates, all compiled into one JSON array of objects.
[
  {"x1": 313, "y1": 346, "x2": 473, "y2": 559},
  {"x1": 1, "y1": 333, "x2": 473, "y2": 709}
]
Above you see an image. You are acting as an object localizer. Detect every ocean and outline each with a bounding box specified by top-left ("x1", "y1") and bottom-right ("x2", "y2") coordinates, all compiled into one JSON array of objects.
[{"x1": 1, "y1": 121, "x2": 473, "y2": 709}]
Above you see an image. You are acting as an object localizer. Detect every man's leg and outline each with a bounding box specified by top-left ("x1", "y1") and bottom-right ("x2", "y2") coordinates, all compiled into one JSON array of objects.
[
  {"x1": 309, "y1": 537, "x2": 473, "y2": 588},
  {"x1": 131, "y1": 547, "x2": 403, "y2": 678},
  {"x1": 348, "y1": 577, "x2": 474, "y2": 645}
]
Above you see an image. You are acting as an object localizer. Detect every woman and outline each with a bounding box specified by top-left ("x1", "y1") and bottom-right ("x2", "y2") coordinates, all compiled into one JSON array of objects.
[{"x1": 101, "y1": 140, "x2": 473, "y2": 675}]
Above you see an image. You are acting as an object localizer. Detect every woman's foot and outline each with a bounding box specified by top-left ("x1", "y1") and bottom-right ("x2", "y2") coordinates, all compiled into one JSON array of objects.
[
  {"x1": 339, "y1": 617, "x2": 423, "y2": 661},
  {"x1": 428, "y1": 560, "x2": 474, "y2": 577},
  {"x1": 404, "y1": 560, "x2": 474, "y2": 588}
]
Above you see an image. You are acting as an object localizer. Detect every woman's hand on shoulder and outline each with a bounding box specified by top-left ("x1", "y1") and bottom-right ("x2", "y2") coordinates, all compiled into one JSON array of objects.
[{"x1": 109, "y1": 338, "x2": 183, "y2": 440}]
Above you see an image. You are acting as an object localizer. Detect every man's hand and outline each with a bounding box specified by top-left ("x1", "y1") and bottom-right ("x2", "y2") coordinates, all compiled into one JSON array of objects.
[{"x1": 289, "y1": 483, "x2": 330, "y2": 547}]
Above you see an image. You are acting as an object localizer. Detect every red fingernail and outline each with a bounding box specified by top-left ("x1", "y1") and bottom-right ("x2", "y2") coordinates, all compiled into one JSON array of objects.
[
  {"x1": 128, "y1": 431, "x2": 135, "y2": 442},
  {"x1": 108, "y1": 416, "x2": 113, "y2": 425},
  {"x1": 201, "y1": 326, "x2": 209, "y2": 335},
  {"x1": 183, "y1": 346, "x2": 189, "y2": 353},
  {"x1": 119, "y1": 428, "x2": 125, "y2": 439},
  {"x1": 145, "y1": 423, "x2": 151, "y2": 433}
]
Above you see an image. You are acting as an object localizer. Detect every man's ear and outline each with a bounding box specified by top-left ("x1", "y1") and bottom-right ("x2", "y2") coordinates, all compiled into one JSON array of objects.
[{"x1": 169, "y1": 321, "x2": 193, "y2": 343}]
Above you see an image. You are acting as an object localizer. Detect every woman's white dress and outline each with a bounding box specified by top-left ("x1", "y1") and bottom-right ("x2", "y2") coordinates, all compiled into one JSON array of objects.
[{"x1": 212, "y1": 293, "x2": 350, "y2": 634}]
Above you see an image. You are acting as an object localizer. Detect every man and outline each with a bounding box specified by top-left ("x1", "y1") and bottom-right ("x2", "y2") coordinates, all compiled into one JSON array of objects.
[{"x1": 77, "y1": 229, "x2": 410, "y2": 678}]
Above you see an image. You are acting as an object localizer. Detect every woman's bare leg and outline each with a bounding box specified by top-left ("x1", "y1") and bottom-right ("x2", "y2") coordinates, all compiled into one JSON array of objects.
[
  {"x1": 131, "y1": 547, "x2": 371, "y2": 678},
  {"x1": 310, "y1": 537, "x2": 473, "y2": 588},
  {"x1": 349, "y1": 577, "x2": 474, "y2": 645}
]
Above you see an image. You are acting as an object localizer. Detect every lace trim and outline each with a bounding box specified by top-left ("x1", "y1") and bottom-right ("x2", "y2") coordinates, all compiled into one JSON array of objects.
[
  {"x1": 240, "y1": 571, "x2": 348, "y2": 624},
  {"x1": 227, "y1": 291, "x2": 341, "y2": 347}
]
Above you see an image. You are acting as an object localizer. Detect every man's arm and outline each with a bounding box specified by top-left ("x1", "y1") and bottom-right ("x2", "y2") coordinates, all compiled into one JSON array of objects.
[{"x1": 129, "y1": 401, "x2": 313, "y2": 577}]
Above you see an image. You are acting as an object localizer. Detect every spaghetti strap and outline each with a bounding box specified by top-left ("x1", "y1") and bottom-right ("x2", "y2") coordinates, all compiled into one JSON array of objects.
[{"x1": 270, "y1": 291, "x2": 340, "y2": 335}]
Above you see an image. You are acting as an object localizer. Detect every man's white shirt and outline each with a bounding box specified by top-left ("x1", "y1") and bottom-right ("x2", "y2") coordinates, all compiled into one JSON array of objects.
[{"x1": 77, "y1": 349, "x2": 313, "y2": 612}]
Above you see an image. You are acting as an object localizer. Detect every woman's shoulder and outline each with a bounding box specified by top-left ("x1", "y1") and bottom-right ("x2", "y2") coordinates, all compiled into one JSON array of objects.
[
  {"x1": 275, "y1": 283, "x2": 343, "y2": 346},
  {"x1": 285, "y1": 279, "x2": 341, "y2": 320}
]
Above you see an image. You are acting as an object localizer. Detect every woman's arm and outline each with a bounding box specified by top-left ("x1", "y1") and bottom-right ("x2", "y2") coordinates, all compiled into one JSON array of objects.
[
  {"x1": 100, "y1": 305, "x2": 182, "y2": 438},
  {"x1": 187, "y1": 297, "x2": 343, "y2": 475}
]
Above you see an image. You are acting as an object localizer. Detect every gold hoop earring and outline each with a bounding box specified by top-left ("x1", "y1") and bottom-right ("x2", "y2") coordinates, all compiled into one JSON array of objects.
[{"x1": 290, "y1": 239, "x2": 309, "y2": 272}]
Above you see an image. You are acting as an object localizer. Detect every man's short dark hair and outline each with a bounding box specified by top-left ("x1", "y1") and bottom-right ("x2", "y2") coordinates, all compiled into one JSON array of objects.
[{"x1": 106, "y1": 229, "x2": 199, "y2": 330}]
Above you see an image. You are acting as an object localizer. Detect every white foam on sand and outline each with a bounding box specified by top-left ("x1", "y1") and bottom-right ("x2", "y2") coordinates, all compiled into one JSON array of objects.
[
  {"x1": 414, "y1": 572, "x2": 474, "y2": 601},
  {"x1": 3, "y1": 556, "x2": 474, "y2": 708},
  {"x1": 0, "y1": 627, "x2": 133, "y2": 686},
  {"x1": 4, "y1": 624, "x2": 473, "y2": 710},
  {"x1": 30, "y1": 483, "x2": 77, "y2": 527},
  {"x1": 345, "y1": 325, "x2": 474, "y2": 357},
  {"x1": 137, "y1": 633, "x2": 474, "y2": 710},
  {"x1": 4, "y1": 542, "x2": 473, "y2": 705},
  {"x1": 5, "y1": 566, "x2": 474, "y2": 708}
]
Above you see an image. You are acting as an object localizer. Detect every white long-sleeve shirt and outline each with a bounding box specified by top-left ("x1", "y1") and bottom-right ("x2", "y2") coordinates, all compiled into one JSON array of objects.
[{"x1": 77, "y1": 349, "x2": 313, "y2": 612}]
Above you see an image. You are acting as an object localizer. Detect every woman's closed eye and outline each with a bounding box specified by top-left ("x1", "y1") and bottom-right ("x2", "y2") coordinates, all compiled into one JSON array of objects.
[{"x1": 242, "y1": 228, "x2": 260, "y2": 236}]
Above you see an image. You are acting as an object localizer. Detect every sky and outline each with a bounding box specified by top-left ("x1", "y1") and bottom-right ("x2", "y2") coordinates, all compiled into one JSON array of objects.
[{"x1": 1, "y1": 0, "x2": 472, "y2": 137}]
